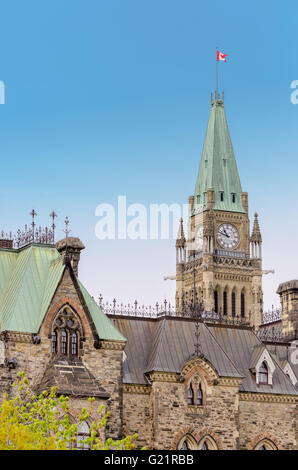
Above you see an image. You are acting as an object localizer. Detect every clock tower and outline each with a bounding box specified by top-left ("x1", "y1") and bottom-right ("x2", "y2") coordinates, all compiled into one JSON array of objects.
[{"x1": 175, "y1": 92, "x2": 263, "y2": 329}]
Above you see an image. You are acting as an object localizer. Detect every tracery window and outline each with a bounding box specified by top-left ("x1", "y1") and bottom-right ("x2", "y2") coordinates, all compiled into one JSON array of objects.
[
  {"x1": 187, "y1": 374, "x2": 205, "y2": 407},
  {"x1": 51, "y1": 306, "x2": 82, "y2": 358}
]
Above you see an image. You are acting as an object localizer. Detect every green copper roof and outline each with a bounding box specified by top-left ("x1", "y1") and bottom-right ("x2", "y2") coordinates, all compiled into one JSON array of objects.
[
  {"x1": 78, "y1": 280, "x2": 126, "y2": 342},
  {"x1": 0, "y1": 244, "x2": 125, "y2": 342},
  {"x1": 192, "y1": 99, "x2": 245, "y2": 214}
]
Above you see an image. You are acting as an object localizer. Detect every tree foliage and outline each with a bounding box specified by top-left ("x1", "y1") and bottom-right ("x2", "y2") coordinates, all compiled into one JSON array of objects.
[{"x1": 0, "y1": 372, "x2": 137, "y2": 450}]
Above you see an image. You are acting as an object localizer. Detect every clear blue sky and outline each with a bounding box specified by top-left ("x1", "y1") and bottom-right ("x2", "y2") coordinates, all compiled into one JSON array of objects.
[{"x1": 0, "y1": 0, "x2": 297, "y2": 310}]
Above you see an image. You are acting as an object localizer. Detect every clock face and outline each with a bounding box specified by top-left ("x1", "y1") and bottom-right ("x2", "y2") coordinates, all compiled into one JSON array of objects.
[
  {"x1": 195, "y1": 225, "x2": 203, "y2": 251},
  {"x1": 216, "y1": 224, "x2": 239, "y2": 250}
]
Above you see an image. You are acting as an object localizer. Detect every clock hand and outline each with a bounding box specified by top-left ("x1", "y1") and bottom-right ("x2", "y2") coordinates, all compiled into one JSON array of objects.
[{"x1": 219, "y1": 231, "x2": 230, "y2": 238}]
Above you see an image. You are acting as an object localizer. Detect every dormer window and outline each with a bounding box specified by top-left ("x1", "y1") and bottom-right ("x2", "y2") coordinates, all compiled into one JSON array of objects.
[
  {"x1": 251, "y1": 348, "x2": 275, "y2": 386},
  {"x1": 232, "y1": 193, "x2": 236, "y2": 203},
  {"x1": 258, "y1": 362, "x2": 268, "y2": 384},
  {"x1": 220, "y1": 192, "x2": 224, "y2": 202}
]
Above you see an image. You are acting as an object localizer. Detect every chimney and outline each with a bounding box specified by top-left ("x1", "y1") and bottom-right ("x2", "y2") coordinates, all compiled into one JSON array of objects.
[
  {"x1": 277, "y1": 280, "x2": 298, "y2": 342},
  {"x1": 55, "y1": 237, "x2": 85, "y2": 277},
  {"x1": 0, "y1": 238, "x2": 13, "y2": 249}
]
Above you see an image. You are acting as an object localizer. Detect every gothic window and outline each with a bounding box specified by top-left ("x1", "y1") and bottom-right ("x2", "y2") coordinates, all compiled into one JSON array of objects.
[
  {"x1": 51, "y1": 330, "x2": 57, "y2": 354},
  {"x1": 51, "y1": 306, "x2": 82, "y2": 358},
  {"x1": 187, "y1": 385, "x2": 194, "y2": 405},
  {"x1": 181, "y1": 441, "x2": 189, "y2": 450},
  {"x1": 231, "y1": 292, "x2": 236, "y2": 317},
  {"x1": 76, "y1": 421, "x2": 91, "y2": 450},
  {"x1": 258, "y1": 361, "x2": 268, "y2": 384},
  {"x1": 254, "y1": 439, "x2": 277, "y2": 450},
  {"x1": 71, "y1": 332, "x2": 78, "y2": 356},
  {"x1": 198, "y1": 436, "x2": 217, "y2": 450},
  {"x1": 223, "y1": 291, "x2": 227, "y2": 315},
  {"x1": 241, "y1": 292, "x2": 245, "y2": 317},
  {"x1": 197, "y1": 384, "x2": 203, "y2": 405},
  {"x1": 61, "y1": 329, "x2": 68, "y2": 355},
  {"x1": 214, "y1": 290, "x2": 218, "y2": 313}
]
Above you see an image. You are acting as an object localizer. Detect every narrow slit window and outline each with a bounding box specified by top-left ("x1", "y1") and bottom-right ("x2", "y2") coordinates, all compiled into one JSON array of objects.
[
  {"x1": 232, "y1": 193, "x2": 236, "y2": 203},
  {"x1": 197, "y1": 384, "x2": 203, "y2": 405}
]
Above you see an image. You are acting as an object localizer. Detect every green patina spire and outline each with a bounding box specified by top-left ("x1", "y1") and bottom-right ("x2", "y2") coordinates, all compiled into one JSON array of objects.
[{"x1": 192, "y1": 94, "x2": 245, "y2": 214}]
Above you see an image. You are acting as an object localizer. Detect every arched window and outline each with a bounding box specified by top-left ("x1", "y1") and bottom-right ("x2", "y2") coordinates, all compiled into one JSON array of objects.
[
  {"x1": 231, "y1": 292, "x2": 236, "y2": 317},
  {"x1": 241, "y1": 292, "x2": 245, "y2": 317},
  {"x1": 187, "y1": 385, "x2": 194, "y2": 405},
  {"x1": 198, "y1": 436, "x2": 218, "y2": 450},
  {"x1": 71, "y1": 332, "x2": 78, "y2": 356},
  {"x1": 51, "y1": 330, "x2": 57, "y2": 354},
  {"x1": 61, "y1": 329, "x2": 68, "y2": 355},
  {"x1": 214, "y1": 290, "x2": 218, "y2": 313},
  {"x1": 181, "y1": 441, "x2": 189, "y2": 450},
  {"x1": 254, "y1": 439, "x2": 277, "y2": 450},
  {"x1": 51, "y1": 307, "x2": 81, "y2": 357},
  {"x1": 259, "y1": 362, "x2": 268, "y2": 384},
  {"x1": 76, "y1": 421, "x2": 91, "y2": 450},
  {"x1": 197, "y1": 384, "x2": 203, "y2": 405},
  {"x1": 223, "y1": 291, "x2": 227, "y2": 315}
]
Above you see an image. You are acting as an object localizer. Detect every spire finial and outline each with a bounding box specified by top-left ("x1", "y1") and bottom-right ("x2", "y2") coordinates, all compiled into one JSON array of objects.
[
  {"x1": 50, "y1": 211, "x2": 57, "y2": 241},
  {"x1": 63, "y1": 217, "x2": 71, "y2": 243},
  {"x1": 30, "y1": 209, "x2": 37, "y2": 239}
]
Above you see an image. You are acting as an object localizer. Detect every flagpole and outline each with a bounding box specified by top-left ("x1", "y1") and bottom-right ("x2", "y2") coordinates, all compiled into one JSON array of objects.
[{"x1": 216, "y1": 46, "x2": 218, "y2": 100}]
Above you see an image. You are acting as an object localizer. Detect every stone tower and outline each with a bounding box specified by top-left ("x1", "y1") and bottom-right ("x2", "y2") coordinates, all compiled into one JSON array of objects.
[
  {"x1": 277, "y1": 280, "x2": 298, "y2": 341},
  {"x1": 175, "y1": 93, "x2": 263, "y2": 329}
]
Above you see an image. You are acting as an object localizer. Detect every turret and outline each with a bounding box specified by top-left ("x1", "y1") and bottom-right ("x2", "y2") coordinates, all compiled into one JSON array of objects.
[
  {"x1": 176, "y1": 218, "x2": 186, "y2": 264},
  {"x1": 250, "y1": 213, "x2": 262, "y2": 259}
]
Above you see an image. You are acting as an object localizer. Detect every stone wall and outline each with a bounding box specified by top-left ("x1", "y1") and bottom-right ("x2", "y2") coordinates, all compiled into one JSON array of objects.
[{"x1": 238, "y1": 396, "x2": 297, "y2": 450}]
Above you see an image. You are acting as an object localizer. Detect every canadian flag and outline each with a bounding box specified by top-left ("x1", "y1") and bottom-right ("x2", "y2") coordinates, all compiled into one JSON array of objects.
[{"x1": 217, "y1": 50, "x2": 228, "y2": 62}]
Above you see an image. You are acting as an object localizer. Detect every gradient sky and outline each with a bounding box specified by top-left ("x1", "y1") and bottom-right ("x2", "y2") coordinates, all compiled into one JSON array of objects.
[{"x1": 0, "y1": 0, "x2": 297, "y2": 310}]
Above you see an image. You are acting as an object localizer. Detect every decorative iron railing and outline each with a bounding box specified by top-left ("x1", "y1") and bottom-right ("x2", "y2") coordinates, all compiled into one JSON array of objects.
[
  {"x1": 0, "y1": 226, "x2": 55, "y2": 249},
  {"x1": 98, "y1": 295, "x2": 250, "y2": 326},
  {"x1": 262, "y1": 307, "x2": 282, "y2": 324}
]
